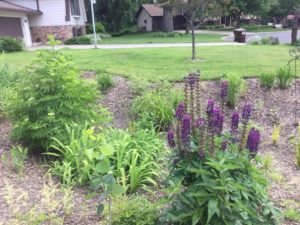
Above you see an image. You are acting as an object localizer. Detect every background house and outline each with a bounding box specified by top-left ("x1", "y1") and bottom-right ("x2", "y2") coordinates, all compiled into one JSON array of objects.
[
  {"x1": 136, "y1": 4, "x2": 258, "y2": 32},
  {"x1": 0, "y1": 0, "x2": 87, "y2": 47}
]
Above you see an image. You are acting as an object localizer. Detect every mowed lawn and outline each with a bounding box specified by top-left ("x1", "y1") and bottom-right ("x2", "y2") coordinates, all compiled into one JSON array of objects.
[
  {"x1": 0, "y1": 45, "x2": 294, "y2": 81},
  {"x1": 100, "y1": 32, "x2": 226, "y2": 44}
]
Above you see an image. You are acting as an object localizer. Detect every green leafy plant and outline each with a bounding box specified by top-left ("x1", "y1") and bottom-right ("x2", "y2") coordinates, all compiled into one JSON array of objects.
[
  {"x1": 48, "y1": 124, "x2": 165, "y2": 193},
  {"x1": 103, "y1": 195, "x2": 159, "y2": 225},
  {"x1": 132, "y1": 82, "x2": 183, "y2": 130},
  {"x1": 8, "y1": 50, "x2": 107, "y2": 150},
  {"x1": 223, "y1": 72, "x2": 246, "y2": 107},
  {"x1": 277, "y1": 66, "x2": 293, "y2": 89},
  {"x1": 105, "y1": 127, "x2": 166, "y2": 193},
  {"x1": 86, "y1": 22, "x2": 107, "y2": 34},
  {"x1": 47, "y1": 35, "x2": 61, "y2": 50},
  {"x1": 260, "y1": 72, "x2": 276, "y2": 89},
  {"x1": 97, "y1": 70, "x2": 114, "y2": 93},
  {"x1": 163, "y1": 74, "x2": 280, "y2": 225},
  {"x1": 0, "y1": 37, "x2": 23, "y2": 53}
]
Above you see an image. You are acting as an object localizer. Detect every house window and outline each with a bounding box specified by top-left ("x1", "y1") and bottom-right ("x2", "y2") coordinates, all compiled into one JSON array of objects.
[
  {"x1": 70, "y1": 0, "x2": 81, "y2": 16},
  {"x1": 144, "y1": 20, "x2": 147, "y2": 24}
]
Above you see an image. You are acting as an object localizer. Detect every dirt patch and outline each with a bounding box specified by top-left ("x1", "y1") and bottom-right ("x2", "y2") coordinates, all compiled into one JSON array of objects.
[{"x1": 101, "y1": 76, "x2": 134, "y2": 129}]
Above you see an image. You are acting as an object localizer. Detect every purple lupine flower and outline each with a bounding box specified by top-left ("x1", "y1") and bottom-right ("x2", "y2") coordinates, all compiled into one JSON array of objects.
[
  {"x1": 173, "y1": 158, "x2": 179, "y2": 166},
  {"x1": 231, "y1": 112, "x2": 239, "y2": 133},
  {"x1": 175, "y1": 102, "x2": 185, "y2": 120},
  {"x1": 206, "y1": 99, "x2": 214, "y2": 118},
  {"x1": 221, "y1": 140, "x2": 227, "y2": 151},
  {"x1": 167, "y1": 129, "x2": 176, "y2": 148},
  {"x1": 181, "y1": 114, "x2": 191, "y2": 143},
  {"x1": 246, "y1": 128, "x2": 261, "y2": 155},
  {"x1": 220, "y1": 80, "x2": 228, "y2": 100},
  {"x1": 209, "y1": 107, "x2": 224, "y2": 135},
  {"x1": 194, "y1": 117, "x2": 206, "y2": 129},
  {"x1": 242, "y1": 104, "x2": 252, "y2": 123},
  {"x1": 185, "y1": 74, "x2": 199, "y2": 85}
]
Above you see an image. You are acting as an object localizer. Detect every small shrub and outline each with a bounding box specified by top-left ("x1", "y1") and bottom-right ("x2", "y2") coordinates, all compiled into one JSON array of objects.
[
  {"x1": 64, "y1": 36, "x2": 91, "y2": 45},
  {"x1": 277, "y1": 66, "x2": 293, "y2": 89},
  {"x1": 8, "y1": 50, "x2": 106, "y2": 150},
  {"x1": 103, "y1": 195, "x2": 159, "y2": 225},
  {"x1": 132, "y1": 82, "x2": 183, "y2": 130},
  {"x1": 0, "y1": 37, "x2": 23, "y2": 53},
  {"x1": 97, "y1": 71, "x2": 114, "y2": 93},
  {"x1": 271, "y1": 125, "x2": 281, "y2": 145},
  {"x1": 10, "y1": 145, "x2": 28, "y2": 174},
  {"x1": 260, "y1": 72, "x2": 275, "y2": 89},
  {"x1": 86, "y1": 22, "x2": 106, "y2": 34},
  {"x1": 223, "y1": 72, "x2": 246, "y2": 107}
]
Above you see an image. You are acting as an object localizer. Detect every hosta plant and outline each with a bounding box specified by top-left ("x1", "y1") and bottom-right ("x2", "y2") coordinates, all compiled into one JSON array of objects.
[{"x1": 163, "y1": 74, "x2": 280, "y2": 225}]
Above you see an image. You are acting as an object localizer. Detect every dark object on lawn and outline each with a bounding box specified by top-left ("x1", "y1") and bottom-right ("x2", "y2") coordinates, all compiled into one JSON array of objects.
[
  {"x1": 233, "y1": 28, "x2": 246, "y2": 43},
  {"x1": 288, "y1": 47, "x2": 300, "y2": 126}
]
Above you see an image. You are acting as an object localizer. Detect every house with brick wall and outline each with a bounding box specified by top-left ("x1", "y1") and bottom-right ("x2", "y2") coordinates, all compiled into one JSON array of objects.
[{"x1": 0, "y1": 0, "x2": 87, "y2": 47}]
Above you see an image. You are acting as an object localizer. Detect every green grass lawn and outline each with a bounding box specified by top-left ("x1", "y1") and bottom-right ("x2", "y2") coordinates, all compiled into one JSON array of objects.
[
  {"x1": 100, "y1": 32, "x2": 226, "y2": 44},
  {"x1": 0, "y1": 45, "x2": 294, "y2": 81}
]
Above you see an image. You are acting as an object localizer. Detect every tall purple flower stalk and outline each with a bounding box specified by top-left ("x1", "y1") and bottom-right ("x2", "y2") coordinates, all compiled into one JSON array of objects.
[
  {"x1": 167, "y1": 129, "x2": 176, "y2": 148},
  {"x1": 181, "y1": 114, "x2": 191, "y2": 144},
  {"x1": 242, "y1": 104, "x2": 252, "y2": 123},
  {"x1": 175, "y1": 102, "x2": 185, "y2": 120},
  {"x1": 220, "y1": 80, "x2": 228, "y2": 100},
  {"x1": 221, "y1": 140, "x2": 227, "y2": 151},
  {"x1": 231, "y1": 112, "x2": 239, "y2": 133},
  {"x1": 246, "y1": 128, "x2": 261, "y2": 156},
  {"x1": 239, "y1": 104, "x2": 252, "y2": 151},
  {"x1": 206, "y1": 99, "x2": 214, "y2": 118}
]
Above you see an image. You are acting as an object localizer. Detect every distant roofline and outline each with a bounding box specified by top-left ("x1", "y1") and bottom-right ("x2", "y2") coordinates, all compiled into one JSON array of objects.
[{"x1": 0, "y1": 0, "x2": 42, "y2": 14}]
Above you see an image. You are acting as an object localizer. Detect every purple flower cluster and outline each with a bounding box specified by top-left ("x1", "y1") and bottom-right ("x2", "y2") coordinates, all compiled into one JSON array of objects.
[
  {"x1": 212, "y1": 107, "x2": 224, "y2": 135},
  {"x1": 175, "y1": 102, "x2": 185, "y2": 120},
  {"x1": 185, "y1": 74, "x2": 199, "y2": 86},
  {"x1": 242, "y1": 104, "x2": 252, "y2": 123},
  {"x1": 194, "y1": 117, "x2": 205, "y2": 129},
  {"x1": 231, "y1": 112, "x2": 239, "y2": 134},
  {"x1": 221, "y1": 140, "x2": 227, "y2": 151},
  {"x1": 206, "y1": 99, "x2": 214, "y2": 118},
  {"x1": 246, "y1": 128, "x2": 261, "y2": 155},
  {"x1": 167, "y1": 130, "x2": 176, "y2": 148},
  {"x1": 220, "y1": 80, "x2": 228, "y2": 100},
  {"x1": 181, "y1": 114, "x2": 191, "y2": 143}
]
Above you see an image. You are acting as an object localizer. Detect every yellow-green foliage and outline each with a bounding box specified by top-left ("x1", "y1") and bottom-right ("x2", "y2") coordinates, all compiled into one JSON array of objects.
[
  {"x1": 262, "y1": 154, "x2": 272, "y2": 170},
  {"x1": 2, "y1": 176, "x2": 74, "y2": 224},
  {"x1": 271, "y1": 125, "x2": 281, "y2": 145}
]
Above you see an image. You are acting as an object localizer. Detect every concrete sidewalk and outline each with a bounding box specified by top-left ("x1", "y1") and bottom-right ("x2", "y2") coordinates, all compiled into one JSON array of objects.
[{"x1": 28, "y1": 42, "x2": 245, "y2": 51}]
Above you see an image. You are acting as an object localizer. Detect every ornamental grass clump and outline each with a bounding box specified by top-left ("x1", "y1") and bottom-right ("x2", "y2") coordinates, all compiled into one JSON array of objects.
[{"x1": 163, "y1": 73, "x2": 280, "y2": 225}]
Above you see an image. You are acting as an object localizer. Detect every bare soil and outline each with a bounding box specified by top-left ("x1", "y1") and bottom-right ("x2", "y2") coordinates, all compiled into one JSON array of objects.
[{"x1": 0, "y1": 78, "x2": 299, "y2": 224}]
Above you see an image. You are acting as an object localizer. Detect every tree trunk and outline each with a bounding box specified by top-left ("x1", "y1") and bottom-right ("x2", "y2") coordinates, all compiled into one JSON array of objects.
[
  {"x1": 291, "y1": 15, "x2": 299, "y2": 45},
  {"x1": 236, "y1": 14, "x2": 241, "y2": 28},
  {"x1": 162, "y1": 6, "x2": 173, "y2": 32},
  {"x1": 185, "y1": 19, "x2": 190, "y2": 34},
  {"x1": 191, "y1": 21, "x2": 196, "y2": 60}
]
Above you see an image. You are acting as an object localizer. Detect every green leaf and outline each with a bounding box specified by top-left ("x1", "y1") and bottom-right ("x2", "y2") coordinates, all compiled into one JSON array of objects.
[
  {"x1": 97, "y1": 203, "x2": 104, "y2": 215},
  {"x1": 207, "y1": 199, "x2": 218, "y2": 224},
  {"x1": 112, "y1": 183, "x2": 125, "y2": 195},
  {"x1": 102, "y1": 173, "x2": 116, "y2": 185},
  {"x1": 95, "y1": 158, "x2": 110, "y2": 174},
  {"x1": 192, "y1": 213, "x2": 201, "y2": 225},
  {"x1": 101, "y1": 144, "x2": 114, "y2": 156}
]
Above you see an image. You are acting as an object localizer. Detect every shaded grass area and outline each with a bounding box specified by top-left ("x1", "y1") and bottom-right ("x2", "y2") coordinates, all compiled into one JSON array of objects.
[
  {"x1": 0, "y1": 45, "x2": 294, "y2": 81},
  {"x1": 101, "y1": 32, "x2": 226, "y2": 44}
]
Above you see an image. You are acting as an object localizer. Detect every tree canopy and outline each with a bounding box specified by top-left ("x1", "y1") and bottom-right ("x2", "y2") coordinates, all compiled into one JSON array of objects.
[{"x1": 268, "y1": 0, "x2": 300, "y2": 24}]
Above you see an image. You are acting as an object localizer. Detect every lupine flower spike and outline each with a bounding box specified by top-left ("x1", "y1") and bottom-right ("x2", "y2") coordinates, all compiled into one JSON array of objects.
[
  {"x1": 167, "y1": 129, "x2": 176, "y2": 148},
  {"x1": 246, "y1": 128, "x2": 261, "y2": 157},
  {"x1": 239, "y1": 104, "x2": 252, "y2": 151}
]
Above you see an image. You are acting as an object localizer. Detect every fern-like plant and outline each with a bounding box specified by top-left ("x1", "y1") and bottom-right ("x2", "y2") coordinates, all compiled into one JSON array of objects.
[
  {"x1": 223, "y1": 73, "x2": 246, "y2": 107},
  {"x1": 271, "y1": 125, "x2": 281, "y2": 145}
]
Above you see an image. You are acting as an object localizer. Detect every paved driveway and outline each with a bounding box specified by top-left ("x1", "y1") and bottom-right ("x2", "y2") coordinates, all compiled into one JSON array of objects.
[{"x1": 223, "y1": 30, "x2": 299, "y2": 44}]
